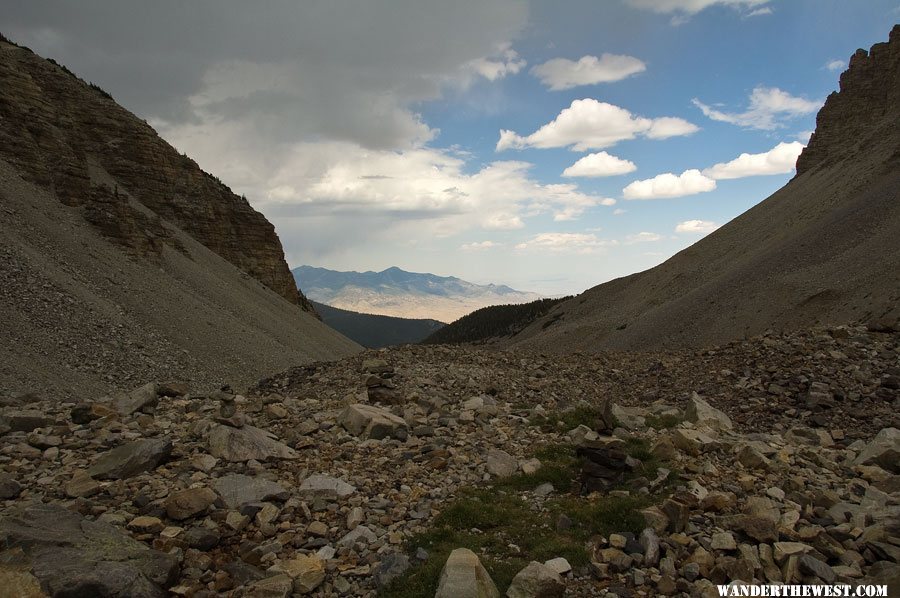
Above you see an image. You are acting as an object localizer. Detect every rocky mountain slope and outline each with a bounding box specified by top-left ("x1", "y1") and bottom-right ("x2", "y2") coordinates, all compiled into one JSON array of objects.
[
  {"x1": 0, "y1": 37, "x2": 360, "y2": 398},
  {"x1": 294, "y1": 266, "x2": 542, "y2": 323},
  {"x1": 503, "y1": 26, "x2": 900, "y2": 354},
  {"x1": 0, "y1": 323, "x2": 897, "y2": 596},
  {"x1": 311, "y1": 301, "x2": 444, "y2": 349}
]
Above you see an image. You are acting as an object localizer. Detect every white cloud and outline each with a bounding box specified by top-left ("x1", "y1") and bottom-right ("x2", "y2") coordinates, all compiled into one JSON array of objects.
[
  {"x1": 626, "y1": 232, "x2": 663, "y2": 243},
  {"x1": 497, "y1": 99, "x2": 698, "y2": 151},
  {"x1": 562, "y1": 152, "x2": 637, "y2": 178},
  {"x1": 461, "y1": 240, "x2": 500, "y2": 250},
  {"x1": 693, "y1": 87, "x2": 821, "y2": 130},
  {"x1": 745, "y1": 7, "x2": 773, "y2": 17},
  {"x1": 623, "y1": 169, "x2": 716, "y2": 200},
  {"x1": 531, "y1": 54, "x2": 646, "y2": 90},
  {"x1": 246, "y1": 143, "x2": 612, "y2": 238},
  {"x1": 464, "y1": 43, "x2": 526, "y2": 82},
  {"x1": 613, "y1": 208, "x2": 627, "y2": 215},
  {"x1": 702, "y1": 141, "x2": 804, "y2": 180},
  {"x1": 515, "y1": 233, "x2": 617, "y2": 254},
  {"x1": 626, "y1": 0, "x2": 771, "y2": 15},
  {"x1": 795, "y1": 130, "x2": 814, "y2": 143},
  {"x1": 675, "y1": 219, "x2": 720, "y2": 234},
  {"x1": 824, "y1": 59, "x2": 846, "y2": 72}
]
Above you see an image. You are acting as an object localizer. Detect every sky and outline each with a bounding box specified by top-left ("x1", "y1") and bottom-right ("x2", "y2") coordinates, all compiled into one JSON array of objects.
[{"x1": 1, "y1": 1, "x2": 897, "y2": 295}]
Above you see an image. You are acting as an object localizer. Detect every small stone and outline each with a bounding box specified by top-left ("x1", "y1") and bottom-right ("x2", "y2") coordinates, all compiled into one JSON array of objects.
[
  {"x1": 65, "y1": 469, "x2": 100, "y2": 498},
  {"x1": 711, "y1": 532, "x2": 737, "y2": 551},
  {"x1": 127, "y1": 516, "x2": 164, "y2": 534},
  {"x1": 298, "y1": 475, "x2": 356, "y2": 500},
  {"x1": 164, "y1": 487, "x2": 217, "y2": 520},
  {"x1": 0, "y1": 474, "x2": 22, "y2": 499},
  {"x1": 543, "y1": 558, "x2": 571, "y2": 576},
  {"x1": 307, "y1": 521, "x2": 329, "y2": 537}
]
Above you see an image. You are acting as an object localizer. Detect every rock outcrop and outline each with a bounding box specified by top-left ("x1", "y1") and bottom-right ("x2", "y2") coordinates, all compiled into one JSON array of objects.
[
  {"x1": 503, "y1": 26, "x2": 900, "y2": 353},
  {"x1": 797, "y1": 25, "x2": 900, "y2": 175},
  {"x1": 0, "y1": 38, "x2": 311, "y2": 310}
]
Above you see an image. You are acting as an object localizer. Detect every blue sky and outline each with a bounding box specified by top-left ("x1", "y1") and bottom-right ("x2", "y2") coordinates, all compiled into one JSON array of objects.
[{"x1": 2, "y1": 0, "x2": 898, "y2": 295}]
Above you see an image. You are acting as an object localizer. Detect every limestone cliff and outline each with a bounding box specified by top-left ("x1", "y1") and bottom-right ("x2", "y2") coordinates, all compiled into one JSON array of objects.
[
  {"x1": 796, "y1": 25, "x2": 900, "y2": 175},
  {"x1": 0, "y1": 35, "x2": 313, "y2": 311}
]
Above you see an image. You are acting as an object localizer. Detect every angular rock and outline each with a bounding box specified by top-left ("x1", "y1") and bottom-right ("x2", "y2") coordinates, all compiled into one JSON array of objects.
[
  {"x1": 298, "y1": 474, "x2": 356, "y2": 500},
  {"x1": 339, "y1": 403, "x2": 408, "y2": 440},
  {"x1": 65, "y1": 469, "x2": 101, "y2": 498},
  {"x1": 208, "y1": 424, "x2": 298, "y2": 462},
  {"x1": 486, "y1": 449, "x2": 517, "y2": 478},
  {"x1": 112, "y1": 383, "x2": 159, "y2": 416},
  {"x1": 213, "y1": 474, "x2": 289, "y2": 509},
  {"x1": 244, "y1": 574, "x2": 293, "y2": 598},
  {"x1": 88, "y1": 437, "x2": 173, "y2": 480},
  {"x1": 436, "y1": 548, "x2": 500, "y2": 598},
  {"x1": 684, "y1": 393, "x2": 732, "y2": 431},
  {"x1": 672, "y1": 428, "x2": 717, "y2": 456},
  {"x1": 506, "y1": 561, "x2": 564, "y2": 598},
  {"x1": 0, "y1": 474, "x2": 22, "y2": 499},
  {"x1": 854, "y1": 427, "x2": 900, "y2": 473},
  {"x1": 271, "y1": 555, "x2": 325, "y2": 594},
  {"x1": 164, "y1": 487, "x2": 217, "y2": 520},
  {"x1": 0, "y1": 503, "x2": 178, "y2": 597},
  {"x1": 1, "y1": 410, "x2": 54, "y2": 433}
]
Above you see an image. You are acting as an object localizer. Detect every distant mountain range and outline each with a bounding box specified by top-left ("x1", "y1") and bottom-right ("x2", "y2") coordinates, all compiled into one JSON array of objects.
[
  {"x1": 293, "y1": 265, "x2": 542, "y2": 322},
  {"x1": 311, "y1": 301, "x2": 444, "y2": 348}
]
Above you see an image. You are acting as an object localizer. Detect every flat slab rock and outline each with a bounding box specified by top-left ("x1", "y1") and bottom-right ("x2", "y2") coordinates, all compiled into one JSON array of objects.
[
  {"x1": 213, "y1": 474, "x2": 290, "y2": 509},
  {"x1": 208, "y1": 424, "x2": 298, "y2": 462},
  {"x1": 88, "y1": 437, "x2": 173, "y2": 480},
  {"x1": 0, "y1": 503, "x2": 179, "y2": 597},
  {"x1": 298, "y1": 474, "x2": 356, "y2": 500}
]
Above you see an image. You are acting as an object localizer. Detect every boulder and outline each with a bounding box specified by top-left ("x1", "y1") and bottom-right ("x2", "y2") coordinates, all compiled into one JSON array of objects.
[
  {"x1": 373, "y1": 553, "x2": 410, "y2": 588},
  {"x1": 0, "y1": 503, "x2": 178, "y2": 597},
  {"x1": 88, "y1": 437, "x2": 172, "y2": 480},
  {"x1": 435, "y1": 548, "x2": 500, "y2": 598},
  {"x1": 339, "y1": 404, "x2": 408, "y2": 440},
  {"x1": 486, "y1": 449, "x2": 517, "y2": 478},
  {"x1": 213, "y1": 474, "x2": 289, "y2": 509},
  {"x1": 208, "y1": 424, "x2": 298, "y2": 462},
  {"x1": 0, "y1": 410, "x2": 54, "y2": 433},
  {"x1": 270, "y1": 554, "x2": 325, "y2": 593},
  {"x1": 0, "y1": 473, "x2": 22, "y2": 499},
  {"x1": 854, "y1": 427, "x2": 900, "y2": 473},
  {"x1": 506, "y1": 561, "x2": 565, "y2": 598},
  {"x1": 112, "y1": 383, "x2": 159, "y2": 416},
  {"x1": 684, "y1": 393, "x2": 732, "y2": 431}
]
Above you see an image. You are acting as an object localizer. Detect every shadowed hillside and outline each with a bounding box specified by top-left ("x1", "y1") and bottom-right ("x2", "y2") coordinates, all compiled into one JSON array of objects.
[{"x1": 312, "y1": 301, "x2": 444, "y2": 348}]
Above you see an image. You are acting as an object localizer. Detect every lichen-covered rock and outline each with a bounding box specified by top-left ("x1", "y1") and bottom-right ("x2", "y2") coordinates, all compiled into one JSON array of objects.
[{"x1": 88, "y1": 437, "x2": 173, "y2": 480}]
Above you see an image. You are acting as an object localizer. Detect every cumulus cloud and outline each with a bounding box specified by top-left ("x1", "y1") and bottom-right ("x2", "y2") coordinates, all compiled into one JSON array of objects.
[
  {"x1": 626, "y1": 232, "x2": 663, "y2": 243},
  {"x1": 623, "y1": 169, "x2": 716, "y2": 200},
  {"x1": 626, "y1": 0, "x2": 771, "y2": 16},
  {"x1": 702, "y1": 141, "x2": 804, "y2": 179},
  {"x1": 515, "y1": 233, "x2": 617, "y2": 254},
  {"x1": 249, "y1": 143, "x2": 614, "y2": 239},
  {"x1": 461, "y1": 241, "x2": 500, "y2": 250},
  {"x1": 824, "y1": 59, "x2": 846, "y2": 72},
  {"x1": 531, "y1": 54, "x2": 646, "y2": 90},
  {"x1": 562, "y1": 152, "x2": 637, "y2": 178},
  {"x1": 693, "y1": 87, "x2": 821, "y2": 130},
  {"x1": 464, "y1": 42, "x2": 526, "y2": 82},
  {"x1": 675, "y1": 220, "x2": 720, "y2": 233},
  {"x1": 497, "y1": 99, "x2": 698, "y2": 151}
]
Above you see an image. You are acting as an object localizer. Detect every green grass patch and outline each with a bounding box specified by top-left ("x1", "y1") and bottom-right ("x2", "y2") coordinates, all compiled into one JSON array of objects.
[{"x1": 529, "y1": 404, "x2": 603, "y2": 432}]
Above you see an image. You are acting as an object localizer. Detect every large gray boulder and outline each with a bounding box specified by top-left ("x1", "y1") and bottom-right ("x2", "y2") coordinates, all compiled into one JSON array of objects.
[
  {"x1": 339, "y1": 404, "x2": 408, "y2": 440},
  {"x1": 506, "y1": 561, "x2": 565, "y2": 598},
  {"x1": 0, "y1": 503, "x2": 179, "y2": 597},
  {"x1": 854, "y1": 427, "x2": 900, "y2": 473},
  {"x1": 212, "y1": 474, "x2": 289, "y2": 509},
  {"x1": 684, "y1": 393, "x2": 732, "y2": 431},
  {"x1": 435, "y1": 548, "x2": 499, "y2": 598},
  {"x1": 88, "y1": 437, "x2": 173, "y2": 480},
  {"x1": 208, "y1": 424, "x2": 298, "y2": 462}
]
